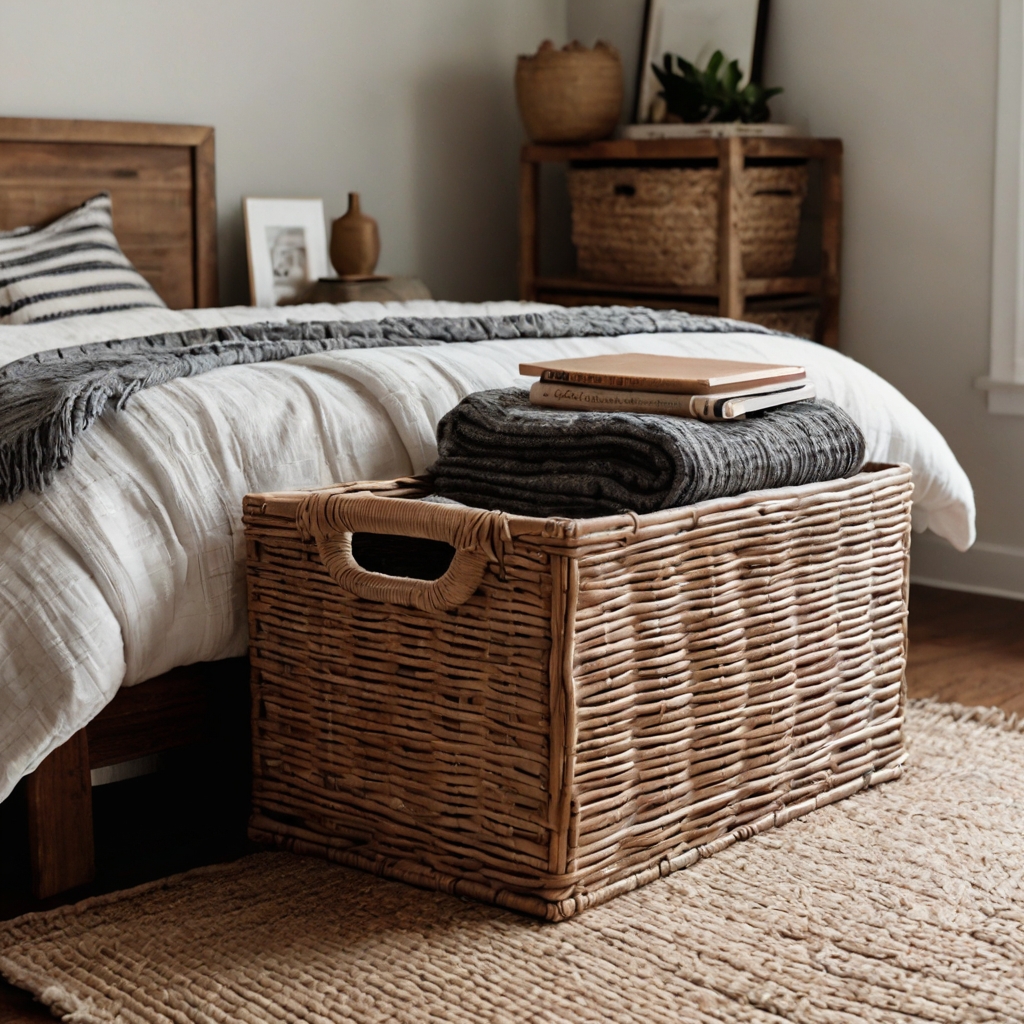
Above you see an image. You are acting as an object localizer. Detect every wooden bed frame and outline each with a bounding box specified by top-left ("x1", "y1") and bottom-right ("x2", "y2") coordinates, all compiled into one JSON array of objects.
[{"x1": 0, "y1": 117, "x2": 224, "y2": 898}]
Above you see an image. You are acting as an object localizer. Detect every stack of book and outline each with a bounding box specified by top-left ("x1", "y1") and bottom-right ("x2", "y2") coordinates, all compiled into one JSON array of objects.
[{"x1": 520, "y1": 353, "x2": 815, "y2": 421}]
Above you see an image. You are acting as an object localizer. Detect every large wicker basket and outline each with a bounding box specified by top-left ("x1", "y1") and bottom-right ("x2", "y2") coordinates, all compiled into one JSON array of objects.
[
  {"x1": 244, "y1": 464, "x2": 912, "y2": 921},
  {"x1": 569, "y1": 163, "x2": 809, "y2": 288}
]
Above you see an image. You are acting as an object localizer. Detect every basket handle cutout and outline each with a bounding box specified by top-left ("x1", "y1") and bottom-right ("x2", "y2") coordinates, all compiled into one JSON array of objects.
[
  {"x1": 294, "y1": 492, "x2": 504, "y2": 612},
  {"x1": 614, "y1": 183, "x2": 636, "y2": 197},
  {"x1": 351, "y1": 533, "x2": 455, "y2": 582}
]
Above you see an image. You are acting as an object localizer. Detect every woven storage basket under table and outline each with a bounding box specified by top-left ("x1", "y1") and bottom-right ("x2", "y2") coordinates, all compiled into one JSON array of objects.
[
  {"x1": 568, "y1": 162, "x2": 809, "y2": 289},
  {"x1": 742, "y1": 302, "x2": 821, "y2": 340},
  {"x1": 244, "y1": 464, "x2": 912, "y2": 921}
]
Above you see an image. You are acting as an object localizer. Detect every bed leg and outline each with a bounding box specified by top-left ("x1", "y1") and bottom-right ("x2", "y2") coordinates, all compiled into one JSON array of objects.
[{"x1": 25, "y1": 729, "x2": 96, "y2": 899}]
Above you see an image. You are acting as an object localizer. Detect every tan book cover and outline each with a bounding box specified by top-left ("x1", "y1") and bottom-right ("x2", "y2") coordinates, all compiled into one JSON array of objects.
[
  {"x1": 530, "y1": 381, "x2": 816, "y2": 420},
  {"x1": 519, "y1": 353, "x2": 805, "y2": 395}
]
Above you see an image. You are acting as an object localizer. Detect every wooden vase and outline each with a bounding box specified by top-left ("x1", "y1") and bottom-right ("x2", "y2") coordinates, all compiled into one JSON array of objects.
[{"x1": 330, "y1": 193, "x2": 380, "y2": 278}]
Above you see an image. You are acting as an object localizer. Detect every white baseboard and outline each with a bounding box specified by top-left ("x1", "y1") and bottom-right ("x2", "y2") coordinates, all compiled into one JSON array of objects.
[{"x1": 910, "y1": 533, "x2": 1024, "y2": 602}]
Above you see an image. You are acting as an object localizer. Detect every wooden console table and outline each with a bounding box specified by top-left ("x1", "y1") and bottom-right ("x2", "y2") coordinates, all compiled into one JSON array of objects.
[{"x1": 518, "y1": 136, "x2": 842, "y2": 348}]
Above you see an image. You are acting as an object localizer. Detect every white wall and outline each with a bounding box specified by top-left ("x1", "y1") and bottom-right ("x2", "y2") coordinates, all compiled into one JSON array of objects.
[
  {"x1": 0, "y1": 0, "x2": 565, "y2": 305},
  {"x1": 567, "y1": 0, "x2": 647, "y2": 121},
  {"x1": 570, "y1": 0, "x2": 1024, "y2": 598},
  {"x1": 763, "y1": 1, "x2": 1023, "y2": 598}
]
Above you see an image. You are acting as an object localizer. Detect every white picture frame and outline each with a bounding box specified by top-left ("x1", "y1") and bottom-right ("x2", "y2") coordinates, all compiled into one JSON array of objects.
[
  {"x1": 635, "y1": 0, "x2": 768, "y2": 124},
  {"x1": 243, "y1": 197, "x2": 329, "y2": 306}
]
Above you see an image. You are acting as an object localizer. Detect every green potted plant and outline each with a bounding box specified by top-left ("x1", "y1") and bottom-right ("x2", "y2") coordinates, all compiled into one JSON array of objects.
[
  {"x1": 653, "y1": 50, "x2": 781, "y2": 123},
  {"x1": 623, "y1": 50, "x2": 795, "y2": 140}
]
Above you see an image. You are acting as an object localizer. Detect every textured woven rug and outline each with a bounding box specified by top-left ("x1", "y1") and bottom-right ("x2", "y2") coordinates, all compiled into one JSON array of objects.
[{"x1": 2, "y1": 701, "x2": 1023, "y2": 1023}]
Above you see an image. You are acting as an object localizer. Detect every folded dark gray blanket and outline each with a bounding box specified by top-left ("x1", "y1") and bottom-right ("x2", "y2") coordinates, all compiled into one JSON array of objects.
[
  {"x1": 0, "y1": 307, "x2": 774, "y2": 503},
  {"x1": 430, "y1": 389, "x2": 865, "y2": 517}
]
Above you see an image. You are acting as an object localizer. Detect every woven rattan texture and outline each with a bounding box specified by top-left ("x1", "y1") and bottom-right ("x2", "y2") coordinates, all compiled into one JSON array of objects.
[
  {"x1": 568, "y1": 164, "x2": 809, "y2": 288},
  {"x1": 4, "y1": 703, "x2": 1023, "y2": 1024},
  {"x1": 243, "y1": 465, "x2": 912, "y2": 920},
  {"x1": 742, "y1": 305, "x2": 820, "y2": 340}
]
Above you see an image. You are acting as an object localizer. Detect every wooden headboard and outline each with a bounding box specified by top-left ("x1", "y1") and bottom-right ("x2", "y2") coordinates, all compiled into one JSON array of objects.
[{"x1": 0, "y1": 117, "x2": 218, "y2": 309}]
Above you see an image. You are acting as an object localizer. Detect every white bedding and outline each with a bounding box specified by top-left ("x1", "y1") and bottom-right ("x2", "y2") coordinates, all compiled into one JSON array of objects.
[{"x1": 0, "y1": 301, "x2": 975, "y2": 801}]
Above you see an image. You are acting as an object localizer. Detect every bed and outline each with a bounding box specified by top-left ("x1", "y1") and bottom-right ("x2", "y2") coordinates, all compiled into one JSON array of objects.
[
  {"x1": 0, "y1": 118, "x2": 976, "y2": 900},
  {"x1": 0, "y1": 115, "x2": 219, "y2": 897}
]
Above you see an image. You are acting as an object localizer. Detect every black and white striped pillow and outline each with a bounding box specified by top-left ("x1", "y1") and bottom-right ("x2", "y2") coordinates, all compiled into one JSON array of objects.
[{"x1": 0, "y1": 193, "x2": 167, "y2": 325}]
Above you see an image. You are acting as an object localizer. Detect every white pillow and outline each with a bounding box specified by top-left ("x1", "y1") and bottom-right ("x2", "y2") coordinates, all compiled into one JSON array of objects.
[{"x1": 0, "y1": 193, "x2": 166, "y2": 324}]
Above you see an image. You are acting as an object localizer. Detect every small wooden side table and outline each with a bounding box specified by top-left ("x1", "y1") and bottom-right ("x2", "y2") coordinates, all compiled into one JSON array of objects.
[
  {"x1": 287, "y1": 275, "x2": 432, "y2": 305},
  {"x1": 519, "y1": 136, "x2": 842, "y2": 347}
]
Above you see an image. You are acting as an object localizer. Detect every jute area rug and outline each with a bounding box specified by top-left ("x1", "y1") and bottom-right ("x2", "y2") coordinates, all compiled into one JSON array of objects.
[{"x1": 2, "y1": 701, "x2": 1024, "y2": 1024}]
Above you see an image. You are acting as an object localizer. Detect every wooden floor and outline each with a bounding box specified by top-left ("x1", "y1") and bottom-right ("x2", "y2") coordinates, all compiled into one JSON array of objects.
[
  {"x1": 0, "y1": 583, "x2": 1021, "y2": 1022},
  {"x1": 904, "y1": 585, "x2": 1024, "y2": 714}
]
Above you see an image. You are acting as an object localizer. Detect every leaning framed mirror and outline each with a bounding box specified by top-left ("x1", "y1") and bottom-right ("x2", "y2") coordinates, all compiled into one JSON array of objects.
[{"x1": 634, "y1": 0, "x2": 771, "y2": 123}]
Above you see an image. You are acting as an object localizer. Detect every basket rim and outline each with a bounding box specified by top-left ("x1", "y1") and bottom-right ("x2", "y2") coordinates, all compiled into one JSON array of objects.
[{"x1": 244, "y1": 462, "x2": 911, "y2": 547}]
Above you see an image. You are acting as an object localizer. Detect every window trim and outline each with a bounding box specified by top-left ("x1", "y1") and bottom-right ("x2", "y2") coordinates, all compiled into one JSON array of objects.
[{"x1": 978, "y1": 0, "x2": 1024, "y2": 413}]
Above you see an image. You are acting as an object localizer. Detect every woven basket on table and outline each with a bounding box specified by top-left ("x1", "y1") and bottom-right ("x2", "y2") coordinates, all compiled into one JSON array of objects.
[
  {"x1": 569, "y1": 163, "x2": 809, "y2": 288},
  {"x1": 244, "y1": 464, "x2": 912, "y2": 921}
]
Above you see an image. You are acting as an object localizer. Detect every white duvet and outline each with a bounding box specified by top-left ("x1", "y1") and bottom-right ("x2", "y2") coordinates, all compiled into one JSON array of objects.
[{"x1": 0, "y1": 300, "x2": 975, "y2": 801}]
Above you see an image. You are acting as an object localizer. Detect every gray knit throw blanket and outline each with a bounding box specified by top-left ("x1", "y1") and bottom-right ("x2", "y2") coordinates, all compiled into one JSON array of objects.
[
  {"x1": 0, "y1": 307, "x2": 772, "y2": 503},
  {"x1": 431, "y1": 388, "x2": 866, "y2": 517}
]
